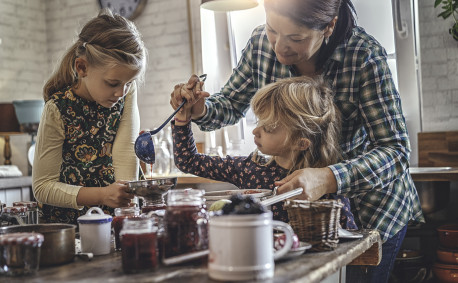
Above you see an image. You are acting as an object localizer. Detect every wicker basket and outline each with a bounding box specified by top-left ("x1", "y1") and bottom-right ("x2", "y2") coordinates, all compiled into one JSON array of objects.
[{"x1": 284, "y1": 199, "x2": 343, "y2": 251}]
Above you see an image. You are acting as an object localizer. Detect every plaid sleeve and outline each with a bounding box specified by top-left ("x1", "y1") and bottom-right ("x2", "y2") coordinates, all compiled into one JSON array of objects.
[{"x1": 330, "y1": 52, "x2": 411, "y2": 197}]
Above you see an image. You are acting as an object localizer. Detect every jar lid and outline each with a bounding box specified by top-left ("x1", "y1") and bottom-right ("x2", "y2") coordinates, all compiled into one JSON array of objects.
[
  {"x1": 3, "y1": 206, "x2": 26, "y2": 213},
  {"x1": 77, "y1": 207, "x2": 112, "y2": 224},
  {"x1": 0, "y1": 232, "x2": 44, "y2": 246},
  {"x1": 13, "y1": 201, "x2": 38, "y2": 208}
]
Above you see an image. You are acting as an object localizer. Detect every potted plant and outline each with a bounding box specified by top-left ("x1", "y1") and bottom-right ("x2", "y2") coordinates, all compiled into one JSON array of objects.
[{"x1": 434, "y1": 0, "x2": 458, "y2": 41}]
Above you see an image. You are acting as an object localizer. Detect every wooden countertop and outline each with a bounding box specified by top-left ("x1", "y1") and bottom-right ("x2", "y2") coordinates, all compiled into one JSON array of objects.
[
  {"x1": 410, "y1": 167, "x2": 458, "y2": 181},
  {"x1": 4, "y1": 230, "x2": 381, "y2": 283}
]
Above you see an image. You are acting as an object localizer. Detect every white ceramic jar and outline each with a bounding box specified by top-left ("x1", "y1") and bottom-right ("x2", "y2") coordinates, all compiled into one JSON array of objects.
[{"x1": 77, "y1": 207, "x2": 112, "y2": 255}]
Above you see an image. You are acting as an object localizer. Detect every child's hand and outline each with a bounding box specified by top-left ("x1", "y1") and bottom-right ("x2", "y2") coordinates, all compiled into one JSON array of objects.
[{"x1": 101, "y1": 180, "x2": 134, "y2": 208}]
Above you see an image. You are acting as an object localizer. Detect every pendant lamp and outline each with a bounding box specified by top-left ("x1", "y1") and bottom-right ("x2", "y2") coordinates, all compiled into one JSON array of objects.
[{"x1": 201, "y1": 0, "x2": 258, "y2": 12}]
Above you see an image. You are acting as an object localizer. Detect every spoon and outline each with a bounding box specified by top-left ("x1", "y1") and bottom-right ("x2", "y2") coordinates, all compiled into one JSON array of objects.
[{"x1": 135, "y1": 74, "x2": 207, "y2": 164}]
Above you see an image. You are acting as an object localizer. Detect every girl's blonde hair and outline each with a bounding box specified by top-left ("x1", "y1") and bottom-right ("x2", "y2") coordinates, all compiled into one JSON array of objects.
[
  {"x1": 43, "y1": 9, "x2": 147, "y2": 100},
  {"x1": 251, "y1": 76, "x2": 342, "y2": 172}
]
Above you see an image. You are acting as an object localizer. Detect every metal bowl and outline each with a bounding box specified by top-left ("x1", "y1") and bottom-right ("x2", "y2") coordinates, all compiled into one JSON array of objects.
[
  {"x1": 0, "y1": 224, "x2": 76, "y2": 266},
  {"x1": 127, "y1": 177, "x2": 177, "y2": 201}
]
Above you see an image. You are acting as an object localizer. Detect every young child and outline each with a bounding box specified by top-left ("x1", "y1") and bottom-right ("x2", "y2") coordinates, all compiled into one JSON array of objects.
[
  {"x1": 32, "y1": 9, "x2": 146, "y2": 224},
  {"x1": 172, "y1": 76, "x2": 356, "y2": 229}
]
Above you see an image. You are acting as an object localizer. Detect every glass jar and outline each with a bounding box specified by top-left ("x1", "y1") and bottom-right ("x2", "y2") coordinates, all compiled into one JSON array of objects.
[
  {"x1": 141, "y1": 197, "x2": 167, "y2": 214},
  {"x1": 112, "y1": 206, "x2": 141, "y2": 251},
  {"x1": 163, "y1": 189, "x2": 209, "y2": 259},
  {"x1": 13, "y1": 201, "x2": 38, "y2": 224},
  {"x1": 0, "y1": 232, "x2": 44, "y2": 276},
  {"x1": 120, "y1": 218, "x2": 158, "y2": 273},
  {"x1": 150, "y1": 140, "x2": 170, "y2": 176},
  {"x1": 2, "y1": 206, "x2": 27, "y2": 225}
]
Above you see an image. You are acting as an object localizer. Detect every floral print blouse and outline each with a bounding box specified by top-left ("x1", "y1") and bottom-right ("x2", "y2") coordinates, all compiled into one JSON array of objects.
[
  {"x1": 172, "y1": 122, "x2": 357, "y2": 229},
  {"x1": 40, "y1": 87, "x2": 124, "y2": 224}
]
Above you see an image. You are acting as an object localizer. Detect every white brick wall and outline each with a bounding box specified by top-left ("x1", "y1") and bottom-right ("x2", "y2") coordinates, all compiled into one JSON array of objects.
[
  {"x1": 419, "y1": 0, "x2": 458, "y2": 131},
  {"x1": 0, "y1": 0, "x2": 204, "y2": 175}
]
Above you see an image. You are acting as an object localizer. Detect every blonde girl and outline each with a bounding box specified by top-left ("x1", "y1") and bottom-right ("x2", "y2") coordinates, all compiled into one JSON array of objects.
[
  {"x1": 33, "y1": 9, "x2": 146, "y2": 224},
  {"x1": 172, "y1": 76, "x2": 356, "y2": 228}
]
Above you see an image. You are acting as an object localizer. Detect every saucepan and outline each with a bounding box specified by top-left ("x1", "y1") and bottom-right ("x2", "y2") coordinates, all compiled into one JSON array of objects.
[{"x1": 0, "y1": 224, "x2": 76, "y2": 266}]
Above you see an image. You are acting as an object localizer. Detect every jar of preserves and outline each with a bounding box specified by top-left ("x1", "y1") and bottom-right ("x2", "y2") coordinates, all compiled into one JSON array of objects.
[
  {"x1": 112, "y1": 206, "x2": 141, "y2": 251},
  {"x1": 2, "y1": 206, "x2": 27, "y2": 225},
  {"x1": 13, "y1": 201, "x2": 39, "y2": 224},
  {"x1": 163, "y1": 189, "x2": 208, "y2": 259},
  {"x1": 0, "y1": 232, "x2": 44, "y2": 276},
  {"x1": 120, "y1": 217, "x2": 158, "y2": 273}
]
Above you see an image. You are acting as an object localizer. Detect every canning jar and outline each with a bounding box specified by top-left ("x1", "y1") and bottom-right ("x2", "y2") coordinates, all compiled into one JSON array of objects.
[
  {"x1": 13, "y1": 201, "x2": 39, "y2": 224},
  {"x1": 112, "y1": 206, "x2": 141, "y2": 251},
  {"x1": 163, "y1": 189, "x2": 208, "y2": 258},
  {"x1": 120, "y1": 217, "x2": 158, "y2": 273},
  {"x1": 0, "y1": 232, "x2": 44, "y2": 276},
  {"x1": 2, "y1": 206, "x2": 27, "y2": 225}
]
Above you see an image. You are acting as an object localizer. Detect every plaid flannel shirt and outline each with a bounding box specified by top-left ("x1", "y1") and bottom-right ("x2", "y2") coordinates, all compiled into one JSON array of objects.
[{"x1": 194, "y1": 25, "x2": 424, "y2": 242}]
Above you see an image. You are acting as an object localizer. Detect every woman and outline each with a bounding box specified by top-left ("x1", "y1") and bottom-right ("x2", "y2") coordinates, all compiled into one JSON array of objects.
[{"x1": 171, "y1": 0, "x2": 424, "y2": 282}]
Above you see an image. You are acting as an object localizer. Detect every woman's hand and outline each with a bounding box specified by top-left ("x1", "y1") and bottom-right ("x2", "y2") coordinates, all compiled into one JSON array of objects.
[
  {"x1": 274, "y1": 168, "x2": 337, "y2": 200},
  {"x1": 101, "y1": 180, "x2": 134, "y2": 208},
  {"x1": 170, "y1": 74, "x2": 210, "y2": 120}
]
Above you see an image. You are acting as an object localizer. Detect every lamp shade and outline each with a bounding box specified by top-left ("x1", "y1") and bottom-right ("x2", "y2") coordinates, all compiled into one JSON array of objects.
[
  {"x1": 201, "y1": 0, "x2": 258, "y2": 12},
  {"x1": 0, "y1": 103, "x2": 20, "y2": 133}
]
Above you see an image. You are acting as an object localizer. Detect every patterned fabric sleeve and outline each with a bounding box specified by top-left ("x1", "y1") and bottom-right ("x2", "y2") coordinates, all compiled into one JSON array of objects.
[{"x1": 172, "y1": 121, "x2": 249, "y2": 186}]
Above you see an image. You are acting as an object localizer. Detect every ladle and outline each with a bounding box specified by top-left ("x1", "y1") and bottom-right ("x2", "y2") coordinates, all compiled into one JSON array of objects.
[{"x1": 135, "y1": 74, "x2": 207, "y2": 164}]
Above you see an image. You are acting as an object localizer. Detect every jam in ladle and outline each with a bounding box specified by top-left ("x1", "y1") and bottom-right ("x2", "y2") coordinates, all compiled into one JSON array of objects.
[{"x1": 135, "y1": 74, "x2": 207, "y2": 164}]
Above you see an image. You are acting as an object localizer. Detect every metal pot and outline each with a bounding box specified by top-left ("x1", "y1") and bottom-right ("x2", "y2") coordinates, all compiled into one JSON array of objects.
[
  {"x1": 0, "y1": 224, "x2": 76, "y2": 266},
  {"x1": 413, "y1": 181, "x2": 450, "y2": 214},
  {"x1": 437, "y1": 224, "x2": 458, "y2": 249}
]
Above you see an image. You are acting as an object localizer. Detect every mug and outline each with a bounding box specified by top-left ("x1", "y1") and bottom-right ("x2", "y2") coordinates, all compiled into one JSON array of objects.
[{"x1": 208, "y1": 211, "x2": 294, "y2": 281}]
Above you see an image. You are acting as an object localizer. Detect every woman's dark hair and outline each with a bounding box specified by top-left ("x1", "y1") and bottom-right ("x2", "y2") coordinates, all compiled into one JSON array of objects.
[{"x1": 264, "y1": 0, "x2": 356, "y2": 70}]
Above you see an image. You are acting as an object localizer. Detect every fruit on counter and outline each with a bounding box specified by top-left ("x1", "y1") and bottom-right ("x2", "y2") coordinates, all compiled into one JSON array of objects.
[
  {"x1": 221, "y1": 194, "x2": 267, "y2": 215},
  {"x1": 274, "y1": 233, "x2": 300, "y2": 251},
  {"x1": 209, "y1": 199, "x2": 232, "y2": 211}
]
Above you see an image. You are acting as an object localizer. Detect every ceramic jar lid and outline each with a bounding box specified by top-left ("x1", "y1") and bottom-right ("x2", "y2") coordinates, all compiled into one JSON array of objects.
[{"x1": 77, "y1": 207, "x2": 112, "y2": 224}]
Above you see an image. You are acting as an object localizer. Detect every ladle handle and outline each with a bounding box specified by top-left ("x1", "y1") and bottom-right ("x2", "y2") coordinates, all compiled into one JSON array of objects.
[{"x1": 150, "y1": 98, "x2": 187, "y2": 135}]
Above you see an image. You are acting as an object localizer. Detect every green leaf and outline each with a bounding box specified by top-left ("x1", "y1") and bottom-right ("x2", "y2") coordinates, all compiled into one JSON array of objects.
[
  {"x1": 435, "y1": 0, "x2": 442, "y2": 7},
  {"x1": 438, "y1": 10, "x2": 453, "y2": 19}
]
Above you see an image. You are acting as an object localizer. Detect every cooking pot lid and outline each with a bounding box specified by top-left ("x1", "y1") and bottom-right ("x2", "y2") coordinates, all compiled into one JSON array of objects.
[{"x1": 77, "y1": 207, "x2": 112, "y2": 224}]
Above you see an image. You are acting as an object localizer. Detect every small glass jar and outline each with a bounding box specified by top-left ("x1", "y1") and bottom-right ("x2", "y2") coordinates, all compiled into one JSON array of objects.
[
  {"x1": 0, "y1": 232, "x2": 44, "y2": 276},
  {"x1": 141, "y1": 198, "x2": 167, "y2": 214},
  {"x1": 120, "y1": 218, "x2": 158, "y2": 273},
  {"x1": 163, "y1": 189, "x2": 209, "y2": 259},
  {"x1": 2, "y1": 206, "x2": 27, "y2": 225},
  {"x1": 112, "y1": 206, "x2": 141, "y2": 251},
  {"x1": 13, "y1": 201, "x2": 38, "y2": 224}
]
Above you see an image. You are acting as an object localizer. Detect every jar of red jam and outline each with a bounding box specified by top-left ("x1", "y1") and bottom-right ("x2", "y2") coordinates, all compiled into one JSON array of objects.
[
  {"x1": 120, "y1": 218, "x2": 158, "y2": 273},
  {"x1": 0, "y1": 232, "x2": 44, "y2": 276},
  {"x1": 13, "y1": 201, "x2": 39, "y2": 224},
  {"x1": 163, "y1": 189, "x2": 208, "y2": 259},
  {"x1": 112, "y1": 207, "x2": 140, "y2": 251}
]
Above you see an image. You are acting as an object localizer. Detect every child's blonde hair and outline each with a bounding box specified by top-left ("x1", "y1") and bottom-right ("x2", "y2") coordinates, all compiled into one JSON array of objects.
[
  {"x1": 43, "y1": 9, "x2": 147, "y2": 100},
  {"x1": 251, "y1": 76, "x2": 342, "y2": 172}
]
